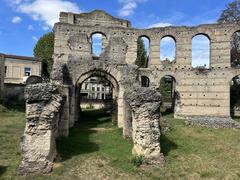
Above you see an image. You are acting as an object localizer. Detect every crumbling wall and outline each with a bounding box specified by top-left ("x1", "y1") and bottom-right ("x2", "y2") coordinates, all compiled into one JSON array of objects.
[
  {"x1": 125, "y1": 87, "x2": 164, "y2": 165},
  {"x1": 19, "y1": 10, "x2": 240, "y2": 174},
  {"x1": 53, "y1": 10, "x2": 240, "y2": 118},
  {"x1": 19, "y1": 83, "x2": 64, "y2": 174}
]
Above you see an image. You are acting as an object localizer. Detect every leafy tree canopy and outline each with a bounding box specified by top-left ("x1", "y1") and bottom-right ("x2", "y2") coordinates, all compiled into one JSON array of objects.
[
  {"x1": 218, "y1": 0, "x2": 240, "y2": 67},
  {"x1": 218, "y1": 0, "x2": 240, "y2": 23},
  {"x1": 33, "y1": 32, "x2": 54, "y2": 77},
  {"x1": 136, "y1": 38, "x2": 148, "y2": 68}
]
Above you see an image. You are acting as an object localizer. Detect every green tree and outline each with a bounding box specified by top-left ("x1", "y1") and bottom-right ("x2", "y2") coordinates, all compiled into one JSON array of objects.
[
  {"x1": 218, "y1": 0, "x2": 240, "y2": 67},
  {"x1": 159, "y1": 78, "x2": 172, "y2": 101},
  {"x1": 218, "y1": 1, "x2": 240, "y2": 23},
  {"x1": 135, "y1": 38, "x2": 148, "y2": 68},
  {"x1": 34, "y1": 32, "x2": 54, "y2": 77}
]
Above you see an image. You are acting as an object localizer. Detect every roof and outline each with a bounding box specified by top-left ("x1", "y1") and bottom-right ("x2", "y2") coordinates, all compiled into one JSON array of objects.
[{"x1": 0, "y1": 53, "x2": 40, "y2": 62}]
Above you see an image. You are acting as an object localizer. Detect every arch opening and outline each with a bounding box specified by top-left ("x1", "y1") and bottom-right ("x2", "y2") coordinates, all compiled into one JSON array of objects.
[
  {"x1": 192, "y1": 34, "x2": 210, "y2": 69},
  {"x1": 91, "y1": 33, "x2": 107, "y2": 60},
  {"x1": 75, "y1": 70, "x2": 119, "y2": 124},
  {"x1": 230, "y1": 30, "x2": 240, "y2": 68},
  {"x1": 159, "y1": 75, "x2": 177, "y2": 113},
  {"x1": 135, "y1": 36, "x2": 150, "y2": 68},
  {"x1": 230, "y1": 75, "x2": 240, "y2": 118},
  {"x1": 141, "y1": 76, "x2": 150, "y2": 87},
  {"x1": 160, "y1": 36, "x2": 176, "y2": 64}
]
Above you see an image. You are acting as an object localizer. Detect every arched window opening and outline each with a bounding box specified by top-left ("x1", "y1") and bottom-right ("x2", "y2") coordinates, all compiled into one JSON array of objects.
[
  {"x1": 159, "y1": 75, "x2": 176, "y2": 113},
  {"x1": 141, "y1": 76, "x2": 150, "y2": 87},
  {"x1": 230, "y1": 31, "x2": 240, "y2": 68},
  {"x1": 192, "y1": 34, "x2": 210, "y2": 69},
  {"x1": 230, "y1": 75, "x2": 240, "y2": 118},
  {"x1": 136, "y1": 36, "x2": 150, "y2": 68},
  {"x1": 160, "y1": 36, "x2": 176, "y2": 64},
  {"x1": 91, "y1": 33, "x2": 107, "y2": 60}
]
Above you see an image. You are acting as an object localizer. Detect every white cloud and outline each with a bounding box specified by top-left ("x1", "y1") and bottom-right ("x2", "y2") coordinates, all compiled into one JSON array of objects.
[
  {"x1": 32, "y1": 35, "x2": 38, "y2": 41},
  {"x1": 27, "y1": 24, "x2": 34, "y2": 30},
  {"x1": 42, "y1": 26, "x2": 50, "y2": 31},
  {"x1": 14, "y1": 0, "x2": 81, "y2": 27},
  {"x1": 12, "y1": 16, "x2": 22, "y2": 23},
  {"x1": 118, "y1": 0, "x2": 147, "y2": 17},
  {"x1": 147, "y1": 22, "x2": 172, "y2": 28}
]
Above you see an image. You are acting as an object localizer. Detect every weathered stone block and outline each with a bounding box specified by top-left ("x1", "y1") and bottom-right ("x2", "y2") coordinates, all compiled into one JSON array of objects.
[
  {"x1": 125, "y1": 87, "x2": 164, "y2": 165},
  {"x1": 19, "y1": 83, "x2": 64, "y2": 174}
]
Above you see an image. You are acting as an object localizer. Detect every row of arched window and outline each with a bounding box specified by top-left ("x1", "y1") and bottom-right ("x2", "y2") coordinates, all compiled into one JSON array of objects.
[{"x1": 90, "y1": 31, "x2": 240, "y2": 68}]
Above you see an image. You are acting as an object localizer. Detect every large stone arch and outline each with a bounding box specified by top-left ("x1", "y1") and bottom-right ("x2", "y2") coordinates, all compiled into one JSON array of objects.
[
  {"x1": 77, "y1": 69, "x2": 119, "y2": 91},
  {"x1": 73, "y1": 69, "x2": 120, "y2": 124}
]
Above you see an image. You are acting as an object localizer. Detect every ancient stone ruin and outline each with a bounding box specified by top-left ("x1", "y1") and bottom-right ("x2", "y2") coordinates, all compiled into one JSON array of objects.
[{"x1": 19, "y1": 10, "x2": 240, "y2": 174}]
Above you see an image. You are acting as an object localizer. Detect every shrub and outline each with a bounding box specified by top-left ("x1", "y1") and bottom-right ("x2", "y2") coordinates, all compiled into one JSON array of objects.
[{"x1": 131, "y1": 155, "x2": 144, "y2": 167}]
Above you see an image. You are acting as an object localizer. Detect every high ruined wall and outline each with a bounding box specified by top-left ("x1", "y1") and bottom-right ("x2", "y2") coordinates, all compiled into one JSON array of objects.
[
  {"x1": 54, "y1": 10, "x2": 240, "y2": 118},
  {"x1": 19, "y1": 10, "x2": 240, "y2": 174}
]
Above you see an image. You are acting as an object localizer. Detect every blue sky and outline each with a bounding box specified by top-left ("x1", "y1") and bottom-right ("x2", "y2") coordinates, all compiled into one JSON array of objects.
[{"x1": 0, "y1": 0, "x2": 234, "y2": 59}]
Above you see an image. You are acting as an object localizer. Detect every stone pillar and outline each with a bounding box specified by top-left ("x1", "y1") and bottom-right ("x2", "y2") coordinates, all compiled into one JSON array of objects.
[
  {"x1": 19, "y1": 83, "x2": 63, "y2": 174},
  {"x1": 150, "y1": 38, "x2": 161, "y2": 66},
  {"x1": 125, "y1": 38, "x2": 137, "y2": 64},
  {"x1": 117, "y1": 88, "x2": 125, "y2": 128},
  {"x1": 176, "y1": 36, "x2": 192, "y2": 68},
  {"x1": 58, "y1": 85, "x2": 70, "y2": 137},
  {"x1": 211, "y1": 40, "x2": 231, "y2": 68},
  {"x1": 123, "y1": 98, "x2": 132, "y2": 138},
  {"x1": 111, "y1": 98, "x2": 118, "y2": 123},
  {"x1": 69, "y1": 89, "x2": 75, "y2": 128},
  {"x1": 125, "y1": 87, "x2": 164, "y2": 165}
]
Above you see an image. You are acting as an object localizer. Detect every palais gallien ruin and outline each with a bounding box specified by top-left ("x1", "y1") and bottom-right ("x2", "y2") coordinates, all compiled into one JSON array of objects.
[{"x1": 15, "y1": 10, "x2": 240, "y2": 174}]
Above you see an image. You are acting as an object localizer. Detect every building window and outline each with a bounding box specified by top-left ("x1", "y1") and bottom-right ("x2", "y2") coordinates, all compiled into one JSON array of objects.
[
  {"x1": 85, "y1": 84, "x2": 88, "y2": 90},
  {"x1": 4, "y1": 66, "x2": 7, "y2": 75},
  {"x1": 97, "y1": 93, "x2": 100, "y2": 99},
  {"x1": 102, "y1": 87, "x2": 105, "y2": 91},
  {"x1": 97, "y1": 87, "x2": 100, "y2": 91},
  {"x1": 24, "y1": 67, "x2": 31, "y2": 76}
]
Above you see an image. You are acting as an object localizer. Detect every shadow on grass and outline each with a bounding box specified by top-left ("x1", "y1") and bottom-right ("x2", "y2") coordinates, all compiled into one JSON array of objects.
[
  {"x1": 56, "y1": 109, "x2": 112, "y2": 161},
  {"x1": 0, "y1": 165, "x2": 7, "y2": 176},
  {"x1": 160, "y1": 134, "x2": 178, "y2": 156},
  {"x1": 79, "y1": 109, "x2": 113, "y2": 128},
  {"x1": 161, "y1": 110, "x2": 174, "y2": 117}
]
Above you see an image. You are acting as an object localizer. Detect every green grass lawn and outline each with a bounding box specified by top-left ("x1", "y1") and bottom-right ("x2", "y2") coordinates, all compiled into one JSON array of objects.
[{"x1": 0, "y1": 109, "x2": 240, "y2": 179}]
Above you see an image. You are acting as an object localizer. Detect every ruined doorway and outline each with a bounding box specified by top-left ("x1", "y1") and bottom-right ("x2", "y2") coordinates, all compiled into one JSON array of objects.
[
  {"x1": 230, "y1": 75, "x2": 240, "y2": 119},
  {"x1": 159, "y1": 75, "x2": 177, "y2": 114},
  {"x1": 75, "y1": 70, "x2": 119, "y2": 124}
]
